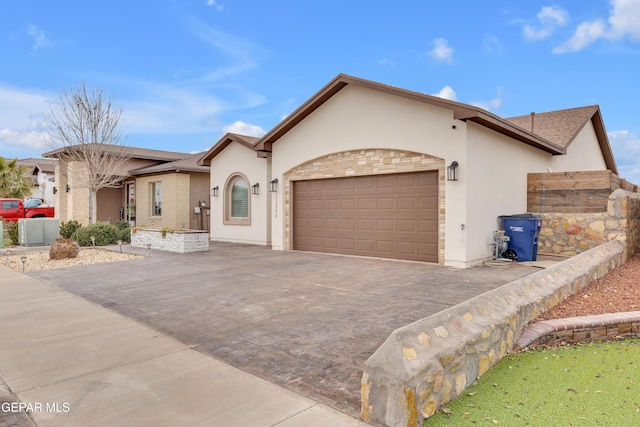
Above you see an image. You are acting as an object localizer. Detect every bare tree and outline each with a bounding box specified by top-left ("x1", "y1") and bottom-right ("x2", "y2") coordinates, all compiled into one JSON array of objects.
[{"x1": 45, "y1": 82, "x2": 131, "y2": 224}]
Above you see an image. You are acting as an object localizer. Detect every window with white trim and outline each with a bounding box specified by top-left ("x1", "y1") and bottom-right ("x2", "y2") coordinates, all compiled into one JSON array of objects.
[
  {"x1": 151, "y1": 181, "x2": 162, "y2": 216},
  {"x1": 224, "y1": 174, "x2": 250, "y2": 225}
]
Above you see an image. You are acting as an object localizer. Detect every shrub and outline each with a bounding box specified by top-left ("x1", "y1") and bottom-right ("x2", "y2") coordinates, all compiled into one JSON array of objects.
[
  {"x1": 60, "y1": 220, "x2": 82, "y2": 239},
  {"x1": 115, "y1": 220, "x2": 131, "y2": 243},
  {"x1": 6, "y1": 221, "x2": 19, "y2": 246},
  {"x1": 72, "y1": 222, "x2": 120, "y2": 246}
]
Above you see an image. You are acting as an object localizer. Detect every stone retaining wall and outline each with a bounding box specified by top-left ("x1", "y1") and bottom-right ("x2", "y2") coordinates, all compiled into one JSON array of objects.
[
  {"x1": 536, "y1": 189, "x2": 640, "y2": 260},
  {"x1": 131, "y1": 228, "x2": 209, "y2": 253},
  {"x1": 361, "y1": 239, "x2": 626, "y2": 427}
]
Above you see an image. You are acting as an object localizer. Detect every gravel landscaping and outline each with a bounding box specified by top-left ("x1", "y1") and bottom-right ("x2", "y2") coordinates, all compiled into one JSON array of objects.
[{"x1": 2, "y1": 247, "x2": 143, "y2": 272}]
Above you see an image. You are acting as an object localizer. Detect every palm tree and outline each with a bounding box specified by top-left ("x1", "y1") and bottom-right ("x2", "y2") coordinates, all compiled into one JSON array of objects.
[{"x1": 0, "y1": 157, "x2": 33, "y2": 199}]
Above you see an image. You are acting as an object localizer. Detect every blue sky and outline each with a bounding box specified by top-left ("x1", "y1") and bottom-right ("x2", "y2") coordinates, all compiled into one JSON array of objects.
[{"x1": 2, "y1": 1, "x2": 640, "y2": 182}]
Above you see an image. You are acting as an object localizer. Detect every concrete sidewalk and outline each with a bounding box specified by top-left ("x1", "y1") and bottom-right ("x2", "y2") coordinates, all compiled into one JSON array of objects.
[{"x1": 0, "y1": 265, "x2": 366, "y2": 427}]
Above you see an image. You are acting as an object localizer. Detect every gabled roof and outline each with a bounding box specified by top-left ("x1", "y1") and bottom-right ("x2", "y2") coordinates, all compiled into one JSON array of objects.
[
  {"x1": 248, "y1": 74, "x2": 617, "y2": 173},
  {"x1": 253, "y1": 74, "x2": 565, "y2": 155},
  {"x1": 197, "y1": 133, "x2": 261, "y2": 166},
  {"x1": 15, "y1": 158, "x2": 57, "y2": 174},
  {"x1": 43, "y1": 143, "x2": 189, "y2": 162},
  {"x1": 12, "y1": 158, "x2": 57, "y2": 185},
  {"x1": 505, "y1": 106, "x2": 617, "y2": 173},
  {"x1": 129, "y1": 152, "x2": 210, "y2": 176}
]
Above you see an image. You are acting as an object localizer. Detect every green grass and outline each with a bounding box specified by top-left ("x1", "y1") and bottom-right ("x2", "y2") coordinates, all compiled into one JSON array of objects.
[{"x1": 425, "y1": 339, "x2": 640, "y2": 426}]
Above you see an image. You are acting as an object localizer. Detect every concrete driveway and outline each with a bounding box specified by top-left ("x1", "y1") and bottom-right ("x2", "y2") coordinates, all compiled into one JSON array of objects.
[{"x1": 29, "y1": 243, "x2": 541, "y2": 417}]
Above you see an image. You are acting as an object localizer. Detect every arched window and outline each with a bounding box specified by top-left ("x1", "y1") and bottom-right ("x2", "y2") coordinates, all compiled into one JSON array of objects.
[{"x1": 224, "y1": 174, "x2": 251, "y2": 225}]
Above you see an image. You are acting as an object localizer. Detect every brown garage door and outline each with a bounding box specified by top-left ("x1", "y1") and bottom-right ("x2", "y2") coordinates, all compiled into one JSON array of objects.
[{"x1": 293, "y1": 171, "x2": 438, "y2": 262}]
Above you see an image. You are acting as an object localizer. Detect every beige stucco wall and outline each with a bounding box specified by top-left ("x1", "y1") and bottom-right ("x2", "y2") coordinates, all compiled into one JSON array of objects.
[
  {"x1": 208, "y1": 142, "x2": 271, "y2": 245},
  {"x1": 551, "y1": 120, "x2": 608, "y2": 172},
  {"x1": 463, "y1": 122, "x2": 611, "y2": 267},
  {"x1": 269, "y1": 85, "x2": 610, "y2": 267},
  {"x1": 270, "y1": 85, "x2": 465, "y2": 262}
]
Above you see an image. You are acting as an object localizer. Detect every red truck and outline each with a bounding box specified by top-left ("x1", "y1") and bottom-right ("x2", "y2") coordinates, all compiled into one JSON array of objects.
[{"x1": 0, "y1": 198, "x2": 55, "y2": 222}]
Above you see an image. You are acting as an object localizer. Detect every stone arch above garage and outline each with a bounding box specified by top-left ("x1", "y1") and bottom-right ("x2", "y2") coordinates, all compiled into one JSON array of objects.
[{"x1": 283, "y1": 148, "x2": 446, "y2": 264}]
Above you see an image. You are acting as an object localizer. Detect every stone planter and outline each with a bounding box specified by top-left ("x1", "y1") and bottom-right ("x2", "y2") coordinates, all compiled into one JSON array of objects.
[{"x1": 131, "y1": 228, "x2": 209, "y2": 253}]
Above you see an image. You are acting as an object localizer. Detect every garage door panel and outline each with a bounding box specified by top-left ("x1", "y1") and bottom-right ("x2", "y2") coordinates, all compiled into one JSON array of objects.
[
  {"x1": 342, "y1": 199, "x2": 357, "y2": 210},
  {"x1": 377, "y1": 197, "x2": 395, "y2": 210},
  {"x1": 325, "y1": 237, "x2": 339, "y2": 249},
  {"x1": 377, "y1": 219, "x2": 395, "y2": 232},
  {"x1": 341, "y1": 218, "x2": 356, "y2": 230},
  {"x1": 340, "y1": 238, "x2": 356, "y2": 250},
  {"x1": 293, "y1": 171, "x2": 438, "y2": 262},
  {"x1": 358, "y1": 198, "x2": 375, "y2": 210},
  {"x1": 419, "y1": 219, "x2": 438, "y2": 233},
  {"x1": 397, "y1": 197, "x2": 416, "y2": 210},
  {"x1": 325, "y1": 198, "x2": 340, "y2": 210},
  {"x1": 376, "y1": 240, "x2": 394, "y2": 253},
  {"x1": 397, "y1": 241, "x2": 417, "y2": 255},
  {"x1": 358, "y1": 219, "x2": 375, "y2": 231},
  {"x1": 358, "y1": 239, "x2": 375, "y2": 251},
  {"x1": 325, "y1": 218, "x2": 339, "y2": 229},
  {"x1": 397, "y1": 219, "x2": 416, "y2": 232}
]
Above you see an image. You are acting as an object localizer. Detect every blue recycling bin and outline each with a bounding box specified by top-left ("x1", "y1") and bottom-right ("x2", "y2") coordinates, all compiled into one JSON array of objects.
[{"x1": 499, "y1": 214, "x2": 542, "y2": 261}]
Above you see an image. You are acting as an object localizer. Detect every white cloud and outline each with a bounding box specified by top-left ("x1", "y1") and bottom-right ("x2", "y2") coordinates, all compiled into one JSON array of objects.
[
  {"x1": 206, "y1": 0, "x2": 224, "y2": 11},
  {"x1": 523, "y1": 5, "x2": 568, "y2": 41},
  {"x1": 554, "y1": 0, "x2": 640, "y2": 53},
  {"x1": 538, "y1": 6, "x2": 569, "y2": 26},
  {"x1": 553, "y1": 20, "x2": 606, "y2": 53},
  {"x1": 470, "y1": 87, "x2": 504, "y2": 112},
  {"x1": 187, "y1": 21, "x2": 262, "y2": 83},
  {"x1": 609, "y1": 129, "x2": 640, "y2": 184},
  {"x1": 0, "y1": 85, "x2": 51, "y2": 154},
  {"x1": 26, "y1": 25, "x2": 53, "y2": 50},
  {"x1": 523, "y1": 26, "x2": 551, "y2": 41},
  {"x1": 483, "y1": 34, "x2": 506, "y2": 55},
  {"x1": 607, "y1": 0, "x2": 640, "y2": 40},
  {"x1": 378, "y1": 58, "x2": 396, "y2": 67},
  {"x1": 432, "y1": 86, "x2": 457, "y2": 101},
  {"x1": 222, "y1": 121, "x2": 266, "y2": 137},
  {"x1": 430, "y1": 38, "x2": 454, "y2": 64}
]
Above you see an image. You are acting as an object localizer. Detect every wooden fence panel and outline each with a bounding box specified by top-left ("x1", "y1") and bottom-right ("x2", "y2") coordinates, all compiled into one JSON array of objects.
[{"x1": 527, "y1": 171, "x2": 637, "y2": 213}]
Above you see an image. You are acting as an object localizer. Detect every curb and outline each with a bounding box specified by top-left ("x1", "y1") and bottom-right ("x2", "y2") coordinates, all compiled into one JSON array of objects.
[{"x1": 514, "y1": 311, "x2": 640, "y2": 351}]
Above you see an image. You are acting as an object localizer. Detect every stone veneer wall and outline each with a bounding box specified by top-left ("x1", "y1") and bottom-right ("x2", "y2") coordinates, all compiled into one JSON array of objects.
[
  {"x1": 283, "y1": 149, "x2": 446, "y2": 264},
  {"x1": 131, "y1": 228, "x2": 209, "y2": 253},
  {"x1": 361, "y1": 239, "x2": 625, "y2": 427},
  {"x1": 536, "y1": 189, "x2": 640, "y2": 260}
]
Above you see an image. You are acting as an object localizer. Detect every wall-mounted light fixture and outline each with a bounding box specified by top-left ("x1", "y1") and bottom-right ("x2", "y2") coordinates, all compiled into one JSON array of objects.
[
  {"x1": 66, "y1": 184, "x2": 71, "y2": 193},
  {"x1": 269, "y1": 178, "x2": 278, "y2": 193},
  {"x1": 211, "y1": 186, "x2": 219, "y2": 197},
  {"x1": 447, "y1": 161, "x2": 459, "y2": 181},
  {"x1": 53, "y1": 187, "x2": 58, "y2": 194},
  {"x1": 251, "y1": 183, "x2": 260, "y2": 195}
]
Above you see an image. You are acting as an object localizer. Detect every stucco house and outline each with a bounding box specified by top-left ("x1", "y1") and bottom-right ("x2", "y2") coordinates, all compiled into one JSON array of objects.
[
  {"x1": 129, "y1": 153, "x2": 210, "y2": 230},
  {"x1": 44, "y1": 145, "x2": 210, "y2": 230},
  {"x1": 199, "y1": 74, "x2": 617, "y2": 267},
  {"x1": 15, "y1": 158, "x2": 58, "y2": 204}
]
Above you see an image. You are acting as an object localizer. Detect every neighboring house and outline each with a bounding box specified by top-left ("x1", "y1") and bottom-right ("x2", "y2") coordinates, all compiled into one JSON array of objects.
[
  {"x1": 199, "y1": 74, "x2": 617, "y2": 268},
  {"x1": 14, "y1": 158, "x2": 58, "y2": 204},
  {"x1": 43, "y1": 145, "x2": 210, "y2": 230},
  {"x1": 129, "y1": 153, "x2": 211, "y2": 230}
]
